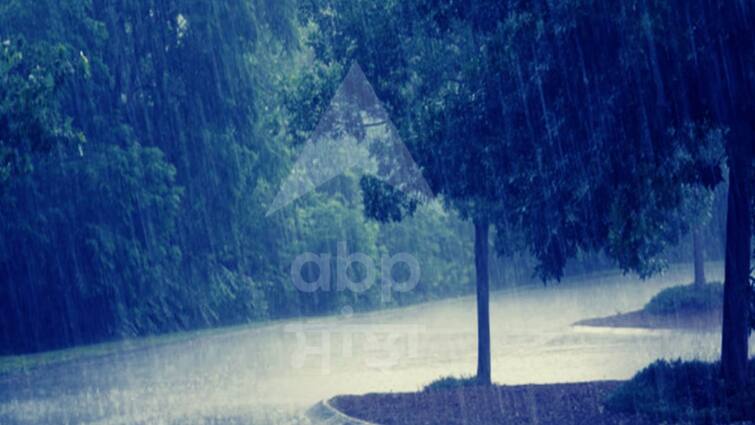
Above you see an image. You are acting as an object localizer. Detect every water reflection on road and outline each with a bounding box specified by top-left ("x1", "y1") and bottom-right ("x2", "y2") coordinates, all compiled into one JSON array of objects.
[{"x1": 2, "y1": 263, "x2": 748, "y2": 424}]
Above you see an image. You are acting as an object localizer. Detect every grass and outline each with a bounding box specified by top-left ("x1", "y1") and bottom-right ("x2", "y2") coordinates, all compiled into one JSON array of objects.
[
  {"x1": 643, "y1": 282, "x2": 724, "y2": 316},
  {"x1": 605, "y1": 359, "x2": 755, "y2": 423},
  {"x1": 423, "y1": 375, "x2": 488, "y2": 392}
]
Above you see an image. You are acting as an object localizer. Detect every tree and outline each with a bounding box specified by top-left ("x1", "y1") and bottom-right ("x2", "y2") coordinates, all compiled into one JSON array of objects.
[
  {"x1": 294, "y1": 0, "x2": 507, "y2": 383},
  {"x1": 473, "y1": 215, "x2": 491, "y2": 383},
  {"x1": 297, "y1": 0, "x2": 753, "y2": 390},
  {"x1": 433, "y1": 0, "x2": 753, "y2": 390}
]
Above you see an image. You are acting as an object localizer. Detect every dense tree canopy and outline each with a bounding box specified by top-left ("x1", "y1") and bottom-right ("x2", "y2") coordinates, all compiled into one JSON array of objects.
[{"x1": 296, "y1": 0, "x2": 753, "y2": 387}]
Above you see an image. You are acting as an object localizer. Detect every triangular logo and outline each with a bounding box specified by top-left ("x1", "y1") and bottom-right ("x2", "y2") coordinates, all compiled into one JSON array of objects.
[{"x1": 267, "y1": 62, "x2": 433, "y2": 215}]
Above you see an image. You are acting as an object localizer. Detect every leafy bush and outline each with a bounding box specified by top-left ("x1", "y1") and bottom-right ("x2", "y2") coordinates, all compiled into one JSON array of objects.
[
  {"x1": 605, "y1": 359, "x2": 755, "y2": 423},
  {"x1": 644, "y1": 283, "x2": 724, "y2": 315},
  {"x1": 423, "y1": 376, "x2": 485, "y2": 392}
]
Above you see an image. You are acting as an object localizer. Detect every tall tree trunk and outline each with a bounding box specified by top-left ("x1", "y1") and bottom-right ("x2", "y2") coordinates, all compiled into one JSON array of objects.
[
  {"x1": 720, "y1": 152, "x2": 751, "y2": 391},
  {"x1": 693, "y1": 228, "x2": 706, "y2": 286},
  {"x1": 474, "y1": 217, "x2": 491, "y2": 385}
]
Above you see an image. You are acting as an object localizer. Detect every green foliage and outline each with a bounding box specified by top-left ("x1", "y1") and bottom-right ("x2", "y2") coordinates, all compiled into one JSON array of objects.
[
  {"x1": 377, "y1": 200, "x2": 473, "y2": 301},
  {"x1": 0, "y1": 37, "x2": 82, "y2": 186},
  {"x1": 297, "y1": 0, "x2": 734, "y2": 283},
  {"x1": 423, "y1": 375, "x2": 483, "y2": 392},
  {"x1": 0, "y1": 0, "x2": 308, "y2": 352},
  {"x1": 0, "y1": 143, "x2": 183, "y2": 348},
  {"x1": 360, "y1": 177, "x2": 416, "y2": 223},
  {"x1": 676, "y1": 125, "x2": 726, "y2": 229},
  {"x1": 267, "y1": 173, "x2": 473, "y2": 316},
  {"x1": 644, "y1": 283, "x2": 724, "y2": 316},
  {"x1": 605, "y1": 359, "x2": 755, "y2": 423}
]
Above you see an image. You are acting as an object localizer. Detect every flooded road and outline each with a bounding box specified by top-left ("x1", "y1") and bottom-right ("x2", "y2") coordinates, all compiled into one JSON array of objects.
[{"x1": 1, "y1": 263, "x2": 747, "y2": 425}]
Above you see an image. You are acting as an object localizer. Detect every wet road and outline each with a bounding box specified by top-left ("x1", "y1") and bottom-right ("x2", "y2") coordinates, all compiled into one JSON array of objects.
[{"x1": 0, "y1": 263, "x2": 745, "y2": 425}]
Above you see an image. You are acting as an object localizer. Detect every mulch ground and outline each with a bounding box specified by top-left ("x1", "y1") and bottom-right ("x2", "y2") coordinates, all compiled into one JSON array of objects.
[
  {"x1": 573, "y1": 308, "x2": 722, "y2": 330},
  {"x1": 331, "y1": 381, "x2": 655, "y2": 425}
]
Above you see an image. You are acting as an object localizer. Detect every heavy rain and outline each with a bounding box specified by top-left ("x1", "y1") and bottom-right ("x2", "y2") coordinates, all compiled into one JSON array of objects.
[{"x1": 0, "y1": 1, "x2": 753, "y2": 424}]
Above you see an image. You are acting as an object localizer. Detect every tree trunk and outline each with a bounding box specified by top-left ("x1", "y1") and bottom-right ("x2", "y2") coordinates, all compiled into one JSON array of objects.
[
  {"x1": 693, "y1": 228, "x2": 706, "y2": 286},
  {"x1": 720, "y1": 152, "x2": 751, "y2": 391},
  {"x1": 474, "y1": 217, "x2": 491, "y2": 385}
]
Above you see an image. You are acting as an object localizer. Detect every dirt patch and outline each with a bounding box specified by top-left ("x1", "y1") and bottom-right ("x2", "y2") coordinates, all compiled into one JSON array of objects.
[
  {"x1": 331, "y1": 381, "x2": 654, "y2": 425},
  {"x1": 573, "y1": 308, "x2": 722, "y2": 330}
]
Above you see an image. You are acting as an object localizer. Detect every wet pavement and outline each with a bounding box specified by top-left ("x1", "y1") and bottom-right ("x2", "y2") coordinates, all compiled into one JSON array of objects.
[{"x1": 2, "y1": 263, "x2": 748, "y2": 425}]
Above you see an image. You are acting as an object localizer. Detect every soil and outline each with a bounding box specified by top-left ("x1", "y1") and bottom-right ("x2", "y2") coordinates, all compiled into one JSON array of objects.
[
  {"x1": 330, "y1": 381, "x2": 655, "y2": 425},
  {"x1": 573, "y1": 308, "x2": 722, "y2": 330}
]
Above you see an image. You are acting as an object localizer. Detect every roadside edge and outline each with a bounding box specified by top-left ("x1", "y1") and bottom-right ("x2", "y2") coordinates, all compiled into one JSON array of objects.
[{"x1": 307, "y1": 399, "x2": 380, "y2": 425}]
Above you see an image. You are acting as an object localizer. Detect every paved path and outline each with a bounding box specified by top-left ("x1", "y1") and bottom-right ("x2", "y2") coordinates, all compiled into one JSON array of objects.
[{"x1": 0, "y1": 264, "x2": 734, "y2": 425}]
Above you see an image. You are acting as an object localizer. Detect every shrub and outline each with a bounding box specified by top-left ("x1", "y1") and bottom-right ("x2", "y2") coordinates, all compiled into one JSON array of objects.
[
  {"x1": 423, "y1": 375, "x2": 485, "y2": 392},
  {"x1": 644, "y1": 282, "x2": 724, "y2": 315},
  {"x1": 605, "y1": 359, "x2": 755, "y2": 423}
]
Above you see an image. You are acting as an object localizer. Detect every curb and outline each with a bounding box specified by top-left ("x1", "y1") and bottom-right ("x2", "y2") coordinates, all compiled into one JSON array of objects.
[{"x1": 307, "y1": 398, "x2": 380, "y2": 425}]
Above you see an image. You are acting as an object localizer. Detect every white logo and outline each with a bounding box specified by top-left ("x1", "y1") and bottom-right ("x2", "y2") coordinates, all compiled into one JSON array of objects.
[{"x1": 267, "y1": 62, "x2": 432, "y2": 215}]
